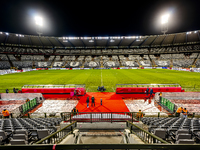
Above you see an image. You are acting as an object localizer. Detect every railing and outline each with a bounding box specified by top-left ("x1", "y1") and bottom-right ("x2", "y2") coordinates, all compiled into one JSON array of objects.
[
  {"x1": 36, "y1": 121, "x2": 77, "y2": 144},
  {"x1": 61, "y1": 112, "x2": 137, "y2": 123},
  {"x1": 0, "y1": 111, "x2": 169, "y2": 119},
  {"x1": 22, "y1": 84, "x2": 85, "y2": 88},
  {"x1": 116, "y1": 84, "x2": 181, "y2": 88},
  {"x1": 1, "y1": 144, "x2": 200, "y2": 150},
  {"x1": 127, "y1": 121, "x2": 169, "y2": 144}
]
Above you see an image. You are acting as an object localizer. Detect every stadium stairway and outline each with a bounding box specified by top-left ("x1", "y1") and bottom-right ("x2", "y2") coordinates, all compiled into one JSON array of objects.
[{"x1": 76, "y1": 92, "x2": 130, "y2": 113}]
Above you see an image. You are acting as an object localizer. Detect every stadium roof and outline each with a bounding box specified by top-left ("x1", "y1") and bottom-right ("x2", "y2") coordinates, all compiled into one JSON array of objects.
[{"x1": 0, "y1": 30, "x2": 200, "y2": 49}]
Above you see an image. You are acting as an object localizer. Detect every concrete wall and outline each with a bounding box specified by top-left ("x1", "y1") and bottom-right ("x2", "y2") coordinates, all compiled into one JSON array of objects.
[
  {"x1": 0, "y1": 93, "x2": 44, "y2": 100},
  {"x1": 162, "y1": 92, "x2": 200, "y2": 100}
]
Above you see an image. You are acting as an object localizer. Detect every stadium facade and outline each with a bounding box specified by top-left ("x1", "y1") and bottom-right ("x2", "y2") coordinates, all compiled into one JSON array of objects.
[{"x1": 0, "y1": 30, "x2": 200, "y2": 69}]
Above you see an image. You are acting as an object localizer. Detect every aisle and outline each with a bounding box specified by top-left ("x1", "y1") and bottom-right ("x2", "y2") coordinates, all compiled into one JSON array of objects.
[{"x1": 76, "y1": 92, "x2": 130, "y2": 112}]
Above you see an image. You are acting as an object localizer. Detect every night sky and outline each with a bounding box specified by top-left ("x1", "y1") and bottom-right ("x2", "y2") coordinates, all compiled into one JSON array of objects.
[{"x1": 0, "y1": 0, "x2": 200, "y2": 37}]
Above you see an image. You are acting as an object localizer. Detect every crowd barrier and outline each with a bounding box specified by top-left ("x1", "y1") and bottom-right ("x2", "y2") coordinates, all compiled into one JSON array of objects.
[
  {"x1": 21, "y1": 98, "x2": 37, "y2": 113},
  {"x1": 160, "y1": 97, "x2": 175, "y2": 113}
]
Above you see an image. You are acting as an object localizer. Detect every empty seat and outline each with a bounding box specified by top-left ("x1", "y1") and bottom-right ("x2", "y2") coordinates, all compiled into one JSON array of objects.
[
  {"x1": 154, "y1": 129, "x2": 166, "y2": 139},
  {"x1": 176, "y1": 139, "x2": 195, "y2": 144},
  {"x1": 29, "y1": 129, "x2": 38, "y2": 139},
  {"x1": 0, "y1": 130, "x2": 8, "y2": 140},
  {"x1": 176, "y1": 129, "x2": 189, "y2": 134},
  {"x1": 15, "y1": 130, "x2": 28, "y2": 135},
  {"x1": 176, "y1": 134, "x2": 191, "y2": 140},
  {"x1": 10, "y1": 139, "x2": 28, "y2": 145},
  {"x1": 37, "y1": 129, "x2": 50, "y2": 140},
  {"x1": 13, "y1": 134, "x2": 28, "y2": 141},
  {"x1": 0, "y1": 136, "x2": 3, "y2": 145}
]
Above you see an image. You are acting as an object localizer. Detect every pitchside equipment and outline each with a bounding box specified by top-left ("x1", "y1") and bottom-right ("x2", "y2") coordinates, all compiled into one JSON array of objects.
[
  {"x1": 21, "y1": 84, "x2": 86, "y2": 99},
  {"x1": 116, "y1": 84, "x2": 184, "y2": 99}
]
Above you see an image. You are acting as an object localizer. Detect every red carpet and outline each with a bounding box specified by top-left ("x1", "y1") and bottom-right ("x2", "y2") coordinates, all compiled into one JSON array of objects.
[{"x1": 76, "y1": 92, "x2": 130, "y2": 112}]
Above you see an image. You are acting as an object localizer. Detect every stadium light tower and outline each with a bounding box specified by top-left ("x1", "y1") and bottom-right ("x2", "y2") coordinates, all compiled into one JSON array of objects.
[
  {"x1": 35, "y1": 16, "x2": 43, "y2": 36},
  {"x1": 161, "y1": 14, "x2": 169, "y2": 35}
]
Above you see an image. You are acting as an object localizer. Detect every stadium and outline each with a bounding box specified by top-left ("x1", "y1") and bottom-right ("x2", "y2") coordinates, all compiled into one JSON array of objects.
[{"x1": 1, "y1": 1, "x2": 200, "y2": 150}]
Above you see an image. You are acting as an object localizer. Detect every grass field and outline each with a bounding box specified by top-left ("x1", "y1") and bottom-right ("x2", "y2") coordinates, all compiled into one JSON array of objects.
[{"x1": 0, "y1": 69, "x2": 200, "y2": 93}]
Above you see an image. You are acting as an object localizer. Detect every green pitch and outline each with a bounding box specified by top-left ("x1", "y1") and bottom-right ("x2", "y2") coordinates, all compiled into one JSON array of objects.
[{"x1": 0, "y1": 69, "x2": 200, "y2": 93}]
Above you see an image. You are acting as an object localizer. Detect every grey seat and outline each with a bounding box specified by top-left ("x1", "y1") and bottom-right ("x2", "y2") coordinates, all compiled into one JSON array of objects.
[
  {"x1": 176, "y1": 129, "x2": 189, "y2": 135},
  {"x1": 176, "y1": 134, "x2": 191, "y2": 140},
  {"x1": 10, "y1": 139, "x2": 28, "y2": 145},
  {"x1": 176, "y1": 139, "x2": 195, "y2": 144},
  {"x1": 13, "y1": 134, "x2": 28, "y2": 141},
  {"x1": 0, "y1": 130, "x2": 8, "y2": 140},
  {"x1": 0, "y1": 136, "x2": 3, "y2": 145},
  {"x1": 15, "y1": 130, "x2": 28, "y2": 135},
  {"x1": 37, "y1": 129, "x2": 50, "y2": 140},
  {"x1": 30, "y1": 129, "x2": 38, "y2": 138},
  {"x1": 154, "y1": 129, "x2": 166, "y2": 139}
]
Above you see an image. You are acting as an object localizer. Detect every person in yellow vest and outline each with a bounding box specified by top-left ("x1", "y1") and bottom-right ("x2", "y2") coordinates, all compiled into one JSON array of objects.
[
  {"x1": 136, "y1": 110, "x2": 144, "y2": 121},
  {"x1": 72, "y1": 107, "x2": 78, "y2": 116},
  {"x1": 159, "y1": 92, "x2": 162, "y2": 102},
  {"x1": 175, "y1": 107, "x2": 183, "y2": 117},
  {"x1": 26, "y1": 98, "x2": 30, "y2": 102},
  {"x1": 182, "y1": 108, "x2": 188, "y2": 118},
  {"x1": 2, "y1": 109, "x2": 10, "y2": 118}
]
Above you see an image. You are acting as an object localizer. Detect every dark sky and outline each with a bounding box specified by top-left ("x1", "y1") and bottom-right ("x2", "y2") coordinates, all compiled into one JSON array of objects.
[{"x1": 0, "y1": 0, "x2": 199, "y2": 37}]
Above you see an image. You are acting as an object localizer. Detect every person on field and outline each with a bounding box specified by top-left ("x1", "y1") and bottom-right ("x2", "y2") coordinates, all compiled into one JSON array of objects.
[
  {"x1": 182, "y1": 108, "x2": 189, "y2": 118},
  {"x1": 176, "y1": 107, "x2": 183, "y2": 117},
  {"x1": 6, "y1": 89, "x2": 9, "y2": 93},
  {"x1": 91, "y1": 96, "x2": 95, "y2": 107},
  {"x1": 2, "y1": 109, "x2": 10, "y2": 118},
  {"x1": 145, "y1": 87, "x2": 149, "y2": 96},
  {"x1": 136, "y1": 110, "x2": 144, "y2": 121},
  {"x1": 86, "y1": 96, "x2": 89, "y2": 108},
  {"x1": 149, "y1": 88, "x2": 154, "y2": 98},
  {"x1": 13, "y1": 88, "x2": 17, "y2": 93}
]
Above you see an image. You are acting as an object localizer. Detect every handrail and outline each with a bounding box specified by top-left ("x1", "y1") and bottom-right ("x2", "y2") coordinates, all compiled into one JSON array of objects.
[
  {"x1": 127, "y1": 121, "x2": 169, "y2": 144},
  {"x1": 1, "y1": 144, "x2": 200, "y2": 150},
  {"x1": 36, "y1": 121, "x2": 77, "y2": 144}
]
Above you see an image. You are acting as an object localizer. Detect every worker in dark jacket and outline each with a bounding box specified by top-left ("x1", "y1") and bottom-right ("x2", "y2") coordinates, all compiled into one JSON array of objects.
[
  {"x1": 91, "y1": 96, "x2": 95, "y2": 107},
  {"x1": 149, "y1": 88, "x2": 154, "y2": 98},
  {"x1": 6, "y1": 89, "x2": 9, "y2": 93},
  {"x1": 86, "y1": 96, "x2": 89, "y2": 108}
]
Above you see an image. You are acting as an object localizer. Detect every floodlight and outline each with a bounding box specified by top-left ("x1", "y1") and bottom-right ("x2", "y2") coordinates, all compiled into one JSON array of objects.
[
  {"x1": 89, "y1": 40, "x2": 94, "y2": 42},
  {"x1": 110, "y1": 39, "x2": 115, "y2": 42},
  {"x1": 35, "y1": 16, "x2": 43, "y2": 36},
  {"x1": 5, "y1": 33, "x2": 9, "y2": 35},
  {"x1": 161, "y1": 14, "x2": 169, "y2": 24},
  {"x1": 35, "y1": 16, "x2": 43, "y2": 26},
  {"x1": 161, "y1": 14, "x2": 170, "y2": 35}
]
